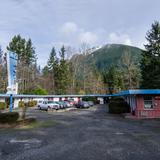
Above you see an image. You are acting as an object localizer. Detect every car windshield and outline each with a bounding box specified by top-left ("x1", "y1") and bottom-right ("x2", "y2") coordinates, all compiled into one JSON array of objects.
[{"x1": 48, "y1": 101, "x2": 54, "y2": 104}]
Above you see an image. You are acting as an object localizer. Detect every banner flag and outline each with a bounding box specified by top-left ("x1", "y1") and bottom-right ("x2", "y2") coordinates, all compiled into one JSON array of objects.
[{"x1": 7, "y1": 51, "x2": 18, "y2": 94}]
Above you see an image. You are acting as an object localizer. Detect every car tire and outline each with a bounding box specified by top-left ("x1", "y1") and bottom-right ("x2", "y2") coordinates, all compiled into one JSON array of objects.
[{"x1": 46, "y1": 107, "x2": 49, "y2": 111}]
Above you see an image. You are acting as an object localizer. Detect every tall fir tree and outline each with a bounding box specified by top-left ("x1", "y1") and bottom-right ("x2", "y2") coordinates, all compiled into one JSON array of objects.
[
  {"x1": 7, "y1": 35, "x2": 37, "y2": 93},
  {"x1": 56, "y1": 46, "x2": 70, "y2": 94},
  {"x1": 140, "y1": 21, "x2": 160, "y2": 88},
  {"x1": 0, "y1": 46, "x2": 2, "y2": 64},
  {"x1": 7, "y1": 35, "x2": 36, "y2": 65},
  {"x1": 7, "y1": 35, "x2": 25, "y2": 61},
  {"x1": 25, "y1": 38, "x2": 37, "y2": 65},
  {"x1": 47, "y1": 47, "x2": 57, "y2": 71},
  {"x1": 42, "y1": 66, "x2": 49, "y2": 76},
  {"x1": 102, "y1": 66, "x2": 124, "y2": 94},
  {"x1": 47, "y1": 47, "x2": 58, "y2": 94}
]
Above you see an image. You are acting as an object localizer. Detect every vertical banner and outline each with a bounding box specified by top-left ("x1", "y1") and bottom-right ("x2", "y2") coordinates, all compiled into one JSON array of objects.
[{"x1": 6, "y1": 51, "x2": 18, "y2": 94}]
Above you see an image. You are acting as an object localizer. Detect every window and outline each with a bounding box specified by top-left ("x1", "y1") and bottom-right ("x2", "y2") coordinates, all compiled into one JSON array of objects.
[{"x1": 144, "y1": 96, "x2": 153, "y2": 109}]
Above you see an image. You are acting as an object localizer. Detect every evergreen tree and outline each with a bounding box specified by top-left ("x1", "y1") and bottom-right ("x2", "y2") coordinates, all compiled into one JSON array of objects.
[
  {"x1": 0, "y1": 46, "x2": 7, "y2": 93},
  {"x1": 59, "y1": 45, "x2": 65, "y2": 61},
  {"x1": 56, "y1": 46, "x2": 70, "y2": 94},
  {"x1": 0, "y1": 46, "x2": 2, "y2": 64},
  {"x1": 47, "y1": 47, "x2": 58, "y2": 94},
  {"x1": 7, "y1": 35, "x2": 37, "y2": 93},
  {"x1": 47, "y1": 47, "x2": 57, "y2": 72},
  {"x1": 140, "y1": 21, "x2": 160, "y2": 88},
  {"x1": 25, "y1": 38, "x2": 37, "y2": 65},
  {"x1": 102, "y1": 66, "x2": 124, "y2": 94},
  {"x1": 42, "y1": 66, "x2": 49, "y2": 76},
  {"x1": 7, "y1": 35, "x2": 25, "y2": 61},
  {"x1": 7, "y1": 35, "x2": 36, "y2": 65}
]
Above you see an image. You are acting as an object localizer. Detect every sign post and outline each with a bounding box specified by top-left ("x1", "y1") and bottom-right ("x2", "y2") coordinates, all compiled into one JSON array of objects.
[
  {"x1": 9, "y1": 94, "x2": 13, "y2": 112},
  {"x1": 6, "y1": 51, "x2": 18, "y2": 112}
]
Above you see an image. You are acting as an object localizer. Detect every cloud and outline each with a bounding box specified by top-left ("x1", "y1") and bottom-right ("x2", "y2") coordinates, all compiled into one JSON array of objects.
[
  {"x1": 60, "y1": 22, "x2": 98, "y2": 45},
  {"x1": 109, "y1": 32, "x2": 132, "y2": 46},
  {"x1": 78, "y1": 32, "x2": 98, "y2": 44},
  {"x1": 60, "y1": 22, "x2": 78, "y2": 35}
]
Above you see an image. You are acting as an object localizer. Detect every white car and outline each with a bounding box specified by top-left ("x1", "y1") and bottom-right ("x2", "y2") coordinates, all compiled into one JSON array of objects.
[
  {"x1": 38, "y1": 101, "x2": 60, "y2": 111},
  {"x1": 37, "y1": 100, "x2": 44, "y2": 108}
]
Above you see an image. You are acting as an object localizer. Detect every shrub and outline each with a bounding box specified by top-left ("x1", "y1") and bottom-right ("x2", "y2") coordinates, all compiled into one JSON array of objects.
[
  {"x1": 108, "y1": 98, "x2": 130, "y2": 114},
  {"x1": 32, "y1": 100, "x2": 37, "y2": 106},
  {"x1": 0, "y1": 102, "x2": 7, "y2": 110},
  {"x1": 110, "y1": 97, "x2": 125, "y2": 102},
  {"x1": 82, "y1": 97, "x2": 95, "y2": 101},
  {"x1": 18, "y1": 101, "x2": 25, "y2": 108},
  {"x1": 28, "y1": 100, "x2": 37, "y2": 107},
  {"x1": 32, "y1": 87, "x2": 48, "y2": 95},
  {"x1": 82, "y1": 97, "x2": 98, "y2": 104},
  {"x1": 0, "y1": 112, "x2": 19, "y2": 124}
]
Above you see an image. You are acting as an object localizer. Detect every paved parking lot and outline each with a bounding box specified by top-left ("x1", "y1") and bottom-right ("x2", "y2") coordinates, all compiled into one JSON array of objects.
[{"x1": 1, "y1": 105, "x2": 160, "y2": 160}]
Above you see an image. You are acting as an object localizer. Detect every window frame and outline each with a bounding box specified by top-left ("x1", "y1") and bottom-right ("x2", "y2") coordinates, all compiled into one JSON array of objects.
[{"x1": 143, "y1": 96, "x2": 153, "y2": 110}]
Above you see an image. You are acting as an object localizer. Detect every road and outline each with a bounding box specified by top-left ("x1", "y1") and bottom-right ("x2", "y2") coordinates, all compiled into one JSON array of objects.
[{"x1": 0, "y1": 105, "x2": 160, "y2": 160}]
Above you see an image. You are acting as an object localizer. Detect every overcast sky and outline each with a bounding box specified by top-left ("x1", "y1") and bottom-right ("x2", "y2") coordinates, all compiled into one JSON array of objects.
[{"x1": 0, "y1": 0, "x2": 159, "y2": 66}]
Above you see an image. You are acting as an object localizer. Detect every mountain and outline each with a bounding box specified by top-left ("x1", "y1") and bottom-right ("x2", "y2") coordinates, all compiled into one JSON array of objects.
[
  {"x1": 85, "y1": 44, "x2": 143, "y2": 71},
  {"x1": 69, "y1": 44, "x2": 144, "y2": 93}
]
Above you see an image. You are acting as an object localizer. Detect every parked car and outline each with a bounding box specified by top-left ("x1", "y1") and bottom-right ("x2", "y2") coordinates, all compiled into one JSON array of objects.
[
  {"x1": 67, "y1": 99, "x2": 76, "y2": 106},
  {"x1": 38, "y1": 101, "x2": 60, "y2": 111},
  {"x1": 88, "y1": 101, "x2": 94, "y2": 106},
  {"x1": 47, "y1": 101, "x2": 60, "y2": 110},
  {"x1": 76, "y1": 101, "x2": 90, "y2": 108},
  {"x1": 56, "y1": 101, "x2": 66, "y2": 109},
  {"x1": 37, "y1": 100, "x2": 44, "y2": 108},
  {"x1": 62, "y1": 101, "x2": 71, "y2": 108}
]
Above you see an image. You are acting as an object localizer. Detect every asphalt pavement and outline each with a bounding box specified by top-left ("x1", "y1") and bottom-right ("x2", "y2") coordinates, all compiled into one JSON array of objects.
[{"x1": 0, "y1": 105, "x2": 160, "y2": 160}]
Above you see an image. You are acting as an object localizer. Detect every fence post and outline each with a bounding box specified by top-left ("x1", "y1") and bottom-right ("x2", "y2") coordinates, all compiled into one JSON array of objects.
[{"x1": 10, "y1": 94, "x2": 13, "y2": 112}]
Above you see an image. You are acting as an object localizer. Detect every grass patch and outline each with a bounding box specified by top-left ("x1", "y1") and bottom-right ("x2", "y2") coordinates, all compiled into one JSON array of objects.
[
  {"x1": 0, "y1": 118, "x2": 58, "y2": 130},
  {"x1": 17, "y1": 120, "x2": 58, "y2": 129}
]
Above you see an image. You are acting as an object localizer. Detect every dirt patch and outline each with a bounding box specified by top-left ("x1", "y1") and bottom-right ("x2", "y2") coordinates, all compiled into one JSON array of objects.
[{"x1": 0, "y1": 117, "x2": 57, "y2": 129}]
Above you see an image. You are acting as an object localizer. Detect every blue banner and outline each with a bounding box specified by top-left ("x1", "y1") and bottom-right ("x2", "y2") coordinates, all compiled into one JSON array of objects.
[{"x1": 7, "y1": 51, "x2": 18, "y2": 94}]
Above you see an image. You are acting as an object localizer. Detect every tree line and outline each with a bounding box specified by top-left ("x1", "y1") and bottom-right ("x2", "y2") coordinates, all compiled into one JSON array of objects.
[{"x1": 0, "y1": 21, "x2": 160, "y2": 95}]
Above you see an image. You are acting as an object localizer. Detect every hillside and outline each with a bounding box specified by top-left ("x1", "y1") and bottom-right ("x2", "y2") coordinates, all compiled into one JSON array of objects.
[
  {"x1": 69, "y1": 44, "x2": 144, "y2": 90},
  {"x1": 86, "y1": 44, "x2": 143, "y2": 71}
]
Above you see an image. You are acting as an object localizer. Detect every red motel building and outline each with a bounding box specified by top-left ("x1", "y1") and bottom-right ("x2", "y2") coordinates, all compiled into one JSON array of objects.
[{"x1": 115, "y1": 90, "x2": 160, "y2": 119}]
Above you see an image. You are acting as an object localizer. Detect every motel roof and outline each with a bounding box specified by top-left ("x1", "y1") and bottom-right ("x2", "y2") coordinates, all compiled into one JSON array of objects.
[
  {"x1": 0, "y1": 90, "x2": 160, "y2": 98},
  {"x1": 113, "y1": 89, "x2": 160, "y2": 96},
  {"x1": 0, "y1": 94, "x2": 109, "y2": 98}
]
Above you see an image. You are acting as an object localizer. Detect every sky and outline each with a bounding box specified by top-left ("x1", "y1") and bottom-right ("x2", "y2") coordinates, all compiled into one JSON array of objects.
[{"x1": 0, "y1": 0, "x2": 160, "y2": 66}]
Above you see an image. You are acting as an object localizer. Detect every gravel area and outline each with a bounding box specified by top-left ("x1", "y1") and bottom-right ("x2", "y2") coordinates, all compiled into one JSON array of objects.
[{"x1": 0, "y1": 105, "x2": 160, "y2": 160}]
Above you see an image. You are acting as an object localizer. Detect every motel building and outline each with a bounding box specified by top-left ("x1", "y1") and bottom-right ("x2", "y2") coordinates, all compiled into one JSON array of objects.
[
  {"x1": 115, "y1": 89, "x2": 160, "y2": 119},
  {"x1": 1, "y1": 89, "x2": 160, "y2": 119}
]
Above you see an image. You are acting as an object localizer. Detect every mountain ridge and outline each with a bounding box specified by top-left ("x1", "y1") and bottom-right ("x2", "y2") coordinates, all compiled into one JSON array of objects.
[{"x1": 86, "y1": 43, "x2": 143, "y2": 71}]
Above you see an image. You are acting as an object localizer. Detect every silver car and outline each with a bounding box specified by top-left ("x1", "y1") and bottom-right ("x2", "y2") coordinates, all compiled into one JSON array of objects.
[{"x1": 38, "y1": 101, "x2": 60, "y2": 111}]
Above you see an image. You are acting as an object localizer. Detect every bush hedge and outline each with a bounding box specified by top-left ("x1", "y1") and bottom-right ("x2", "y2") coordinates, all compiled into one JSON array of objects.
[
  {"x1": 28, "y1": 100, "x2": 37, "y2": 107},
  {"x1": 110, "y1": 97, "x2": 125, "y2": 102},
  {"x1": 0, "y1": 112, "x2": 19, "y2": 124},
  {"x1": 82, "y1": 97, "x2": 98, "y2": 104},
  {"x1": 0, "y1": 102, "x2": 7, "y2": 110},
  {"x1": 18, "y1": 101, "x2": 25, "y2": 108},
  {"x1": 18, "y1": 100, "x2": 37, "y2": 108},
  {"x1": 108, "y1": 98, "x2": 130, "y2": 114}
]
